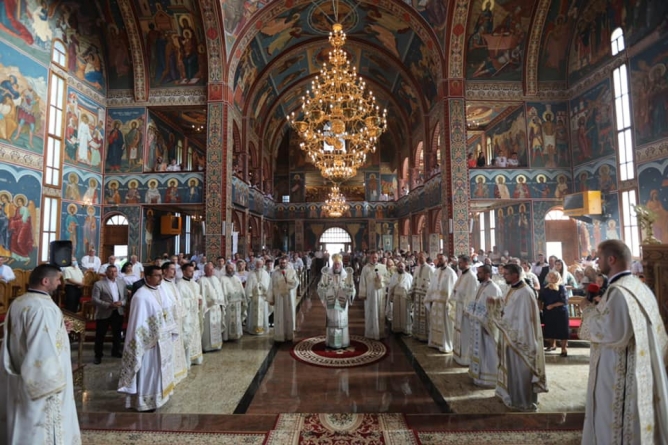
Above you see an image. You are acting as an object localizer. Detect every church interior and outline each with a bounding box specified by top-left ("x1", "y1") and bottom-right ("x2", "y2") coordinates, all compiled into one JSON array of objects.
[{"x1": 0, "y1": 0, "x2": 667, "y2": 442}]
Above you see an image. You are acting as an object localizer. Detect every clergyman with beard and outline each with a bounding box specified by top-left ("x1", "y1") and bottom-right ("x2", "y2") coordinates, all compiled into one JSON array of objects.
[{"x1": 317, "y1": 254, "x2": 355, "y2": 349}]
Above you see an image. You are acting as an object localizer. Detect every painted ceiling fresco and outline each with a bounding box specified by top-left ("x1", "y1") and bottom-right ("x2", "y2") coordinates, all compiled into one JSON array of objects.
[
  {"x1": 231, "y1": 0, "x2": 441, "y2": 153},
  {"x1": 465, "y1": 0, "x2": 537, "y2": 81},
  {"x1": 466, "y1": 102, "x2": 518, "y2": 129}
]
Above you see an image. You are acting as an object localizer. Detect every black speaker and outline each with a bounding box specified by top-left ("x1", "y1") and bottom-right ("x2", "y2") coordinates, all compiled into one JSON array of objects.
[{"x1": 50, "y1": 240, "x2": 72, "y2": 267}]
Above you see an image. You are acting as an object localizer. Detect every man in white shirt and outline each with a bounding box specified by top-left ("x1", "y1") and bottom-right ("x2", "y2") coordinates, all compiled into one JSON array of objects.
[
  {"x1": 98, "y1": 255, "x2": 117, "y2": 276},
  {"x1": 129, "y1": 255, "x2": 144, "y2": 279},
  {"x1": 62, "y1": 256, "x2": 84, "y2": 312},
  {"x1": 81, "y1": 247, "x2": 101, "y2": 272},
  {"x1": 0, "y1": 256, "x2": 15, "y2": 283}
]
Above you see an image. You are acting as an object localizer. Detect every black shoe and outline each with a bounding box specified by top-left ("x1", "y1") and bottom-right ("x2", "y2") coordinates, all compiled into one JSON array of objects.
[{"x1": 94, "y1": 357, "x2": 102, "y2": 365}]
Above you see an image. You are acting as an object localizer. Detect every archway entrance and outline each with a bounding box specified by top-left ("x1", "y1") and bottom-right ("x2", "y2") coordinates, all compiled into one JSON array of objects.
[
  {"x1": 318, "y1": 227, "x2": 352, "y2": 255},
  {"x1": 102, "y1": 214, "x2": 129, "y2": 264},
  {"x1": 544, "y1": 208, "x2": 578, "y2": 263}
]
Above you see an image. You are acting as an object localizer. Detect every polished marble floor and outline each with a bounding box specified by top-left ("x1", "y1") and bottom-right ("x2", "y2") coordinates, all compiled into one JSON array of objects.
[{"x1": 76, "y1": 283, "x2": 589, "y2": 433}]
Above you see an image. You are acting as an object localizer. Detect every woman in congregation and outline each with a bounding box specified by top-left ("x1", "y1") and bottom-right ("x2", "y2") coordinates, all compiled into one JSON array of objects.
[{"x1": 540, "y1": 271, "x2": 570, "y2": 357}]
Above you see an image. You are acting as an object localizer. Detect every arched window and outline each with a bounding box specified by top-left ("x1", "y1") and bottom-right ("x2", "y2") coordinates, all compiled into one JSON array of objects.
[
  {"x1": 544, "y1": 209, "x2": 570, "y2": 221},
  {"x1": 415, "y1": 141, "x2": 424, "y2": 185},
  {"x1": 51, "y1": 39, "x2": 67, "y2": 67},
  {"x1": 106, "y1": 215, "x2": 129, "y2": 225},
  {"x1": 319, "y1": 227, "x2": 352, "y2": 254},
  {"x1": 610, "y1": 27, "x2": 625, "y2": 56}
]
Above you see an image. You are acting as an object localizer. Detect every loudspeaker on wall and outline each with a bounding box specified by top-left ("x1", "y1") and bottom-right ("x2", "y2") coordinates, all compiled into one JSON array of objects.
[{"x1": 50, "y1": 240, "x2": 72, "y2": 267}]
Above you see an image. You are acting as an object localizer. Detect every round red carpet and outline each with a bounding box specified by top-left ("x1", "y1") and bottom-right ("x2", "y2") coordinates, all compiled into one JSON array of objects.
[{"x1": 290, "y1": 335, "x2": 388, "y2": 368}]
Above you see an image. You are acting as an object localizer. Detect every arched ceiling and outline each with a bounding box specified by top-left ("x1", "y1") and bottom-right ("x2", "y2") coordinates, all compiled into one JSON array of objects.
[{"x1": 96, "y1": 0, "x2": 668, "y2": 159}]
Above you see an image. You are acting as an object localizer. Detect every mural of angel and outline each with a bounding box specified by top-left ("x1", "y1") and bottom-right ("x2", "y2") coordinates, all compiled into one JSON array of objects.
[{"x1": 9, "y1": 195, "x2": 35, "y2": 265}]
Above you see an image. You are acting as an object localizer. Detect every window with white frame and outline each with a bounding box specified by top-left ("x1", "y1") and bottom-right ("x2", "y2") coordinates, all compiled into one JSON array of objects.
[
  {"x1": 489, "y1": 209, "x2": 496, "y2": 250},
  {"x1": 478, "y1": 213, "x2": 486, "y2": 252},
  {"x1": 621, "y1": 191, "x2": 640, "y2": 257},
  {"x1": 174, "y1": 212, "x2": 181, "y2": 255},
  {"x1": 44, "y1": 72, "x2": 65, "y2": 187},
  {"x1": 40, "y1": 197, "x2": 60, "y2": 262},
  {"x1": 185, "y1": 215, "x2": 192, "y2": 254}
]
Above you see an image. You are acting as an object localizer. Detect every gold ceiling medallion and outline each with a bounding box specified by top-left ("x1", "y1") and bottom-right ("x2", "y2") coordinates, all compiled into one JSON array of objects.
[
  {"x1": 322, "y1": 185, "x2": 349, "y2": 218},
  {"x1": 289, "y1": 12, "x2": 387, "y2": 185}
]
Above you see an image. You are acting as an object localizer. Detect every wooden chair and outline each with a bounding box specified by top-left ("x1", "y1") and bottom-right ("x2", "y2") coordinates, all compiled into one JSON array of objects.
[{"x1": 567, "y1": 296, "x2": 584, "y2": 340}]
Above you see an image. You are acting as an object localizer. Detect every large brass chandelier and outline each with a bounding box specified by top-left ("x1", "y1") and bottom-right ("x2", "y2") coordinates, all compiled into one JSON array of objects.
[
  {"x1": 289, "y1": 21, "x2": 387, "y2": 183},
  {"x1": 322, "y1": 185, "x2": 349, "y2": 218}
]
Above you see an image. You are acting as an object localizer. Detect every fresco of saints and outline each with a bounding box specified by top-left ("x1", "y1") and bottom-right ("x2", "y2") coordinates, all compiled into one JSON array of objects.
[
  {"x1": 145, "y1": 179, "x2": 162, "y2": 204},
  {"x1": 9, "y1": 195, "x2": 35, "y2": 265},
  {"x1": 65, "y1": 204, "x2": 79, "y2": 256},
  {"x1": 513, "y1": 175, "x2": 531, "y2": 199},
  {"x1": 66, "y1": 173, "x2": 81, "y2": 201},
  {"x1": 165, "y1": 179, "x2": 181, "y2": 203},
  {"x1": 494, "y1": 176, "x2": 510, "y2": 199},
  {"x1": 126, "y1": 179, "x2": 141, "y2": 203},
  {"x1": 106, "y1": 120, "x2": 125, "y2": 172},
  {"x1": 83, "y1": 178, "x2": 99, "y2": 205},
  {"x1": 184, "y1": 178, "x2": 199, "y2": 203},
  {"x1": 83, "y1": 205, "x2": 97, "y2": 253},
  {"x1": 125, "y1": 120, "x2": 143, "y2": 167},
  {"x1": 555, "y1": 175, "x2": 568, "y2": 198},
  {"x1": 474, "y1": 175, "x2": 487, "y2": 198}
]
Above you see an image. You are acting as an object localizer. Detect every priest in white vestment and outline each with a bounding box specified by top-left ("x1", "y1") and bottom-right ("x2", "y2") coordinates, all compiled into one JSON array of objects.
[
  {"x1": 424, "y1": 254, "x2": 457, "y2": 352},
  {"x1": 489, "y1": 263, "x2": 547, "y2": 411},
  {"x1": 245, "y1": 258, "x2": 272, "y2": 335},
  {"x1": 0, "y1": 265, "x2": 81, "y2": 445},
  {"x1": 359, "y1": 252, "x2": 388, "y2": 340},
  {"x1": 388, "y1": 261, "x2": 414, "y2": 335},
  {"x1": 410, "y1": 253, "x2": 434, "y2": 341},
  {"x1": 452, "y1": 255, "x2": 479, "y2": 366},
  {"x1": 161, "y1": 262, "x2": 188, "y2": 384},
  {"x1": 317, "y1": 255, "x2": 356, "y2": 349},
  {"x1": 468, "y1": 264, "x2": 503, "y2": 387},
  {"x1": 176, "y1": 263, "x2": 203, "y2": 366},
  {"x1": 221, "y1": 262, "x2": 246, "y2": 341},
  {"x1": 579, "y1": 240, "x2": 668, "y2": 445},
  {"x1": 268, "y1": 256, "x2": 299, "y2": 342},
  {"x1": 118, "y1": 265, "x2": 178, "y2": 411},
  {"x1": 200, "y1": 263, "x2": 226, "y2": 351}
]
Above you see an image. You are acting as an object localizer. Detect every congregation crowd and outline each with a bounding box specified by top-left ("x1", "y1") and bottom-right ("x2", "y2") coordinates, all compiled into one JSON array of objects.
[{"x1": 1, "y1": 239, "x2": 667, "y2": 444}]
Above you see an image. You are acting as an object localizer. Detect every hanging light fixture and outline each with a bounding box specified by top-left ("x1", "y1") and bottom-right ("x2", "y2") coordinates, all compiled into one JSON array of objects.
[
  {"x1": 288, "y1": 15, "x2": 387, "y2": 183},
  {"x1": 322, "y1": 185, "x2": 349, "y2": 218}
]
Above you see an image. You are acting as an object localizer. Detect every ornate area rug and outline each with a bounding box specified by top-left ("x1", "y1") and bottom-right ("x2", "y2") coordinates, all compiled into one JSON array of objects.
[
  {"x1": 417, "y1": 429, "x2": 582, "y2": 444},
  {"x1": 290, "y1": 335, "x2": 388, "y2": 368},
  {"x1": 266, "y1": 413, "x2": 418, "y2": 445},
  {"x1": 81, "y1": 429, "x2": 265, "y2": 444}
]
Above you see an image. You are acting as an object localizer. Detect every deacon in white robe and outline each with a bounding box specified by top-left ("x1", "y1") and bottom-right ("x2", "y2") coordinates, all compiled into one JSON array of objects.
[
  {"x1": 388, "y1": 261, "x2": 414, "y2": 335},
  {"x1": 410, "y1": 253, "x2": 434, "y2": 341},
  {"x1": 199, "y1": 263, "x2": 226, "y2": 351},
  {"x1": 424, "y1": 254, "x2": 457, "y2": 353},
  {"x1": 579, "y1": 240, "x2": 668, "y2": 445},
  {"x1": 118, "y1": 266, "x2": 177, "y2": 411},
  {"x1": 358, "y1": 252, "x2": 388, "y2": 340},
  {"x1": 220, "y1": 262, "x2": 246, "y2": 341},
  {"x1": 0, "y1": 266, "x2": 81, "y2": 445},
  {"x1": 317, "y1": 255, "x2": 355, "y2": 349},
  {"x1": 176, "y1": 263, "x2": 203, "y2": 366},
  {"x1": 468, "y1": 265, "x2": 503, "y2": 387},
  {"x1": 452, "y1": 255, "x2": 479, "y2": 366},
  {"x1": 489, "y1": 263, "x2": 547, "y2": 411},
  {"x1": 161, "y1": 262, "x2": 188, "y2": 384},
  {"x1": 268, "y1": 257, "x2": 299, "y2": 342},
  {"x1": 245, "y1": 258, "x2": 272, "y2": 335}
]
